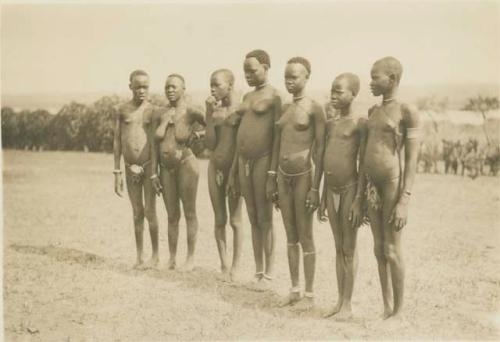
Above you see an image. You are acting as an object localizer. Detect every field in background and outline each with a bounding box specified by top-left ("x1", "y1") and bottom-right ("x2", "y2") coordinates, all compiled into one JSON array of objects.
[{"x1": 3, "y1": 150, "x2": 500, "y2": 340}]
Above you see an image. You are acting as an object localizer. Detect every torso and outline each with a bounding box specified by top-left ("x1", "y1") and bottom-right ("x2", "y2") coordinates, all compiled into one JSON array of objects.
[
  {"x1": 155, "y1": 101, "x2": 195, "y2": 169},
  {"x1": 324, "y1": 115, "x2": 360, "y2": 189},
  {"x1": 364, "y1": 102, "x2": 405, "y2": 184},
  {"x1": 236, "y1": 85, "x2": 279, "y2": 160},
  {"x1": 211, "y1": 107, "x2": 241, "y2": 171},
  {"x1": 119, "y1": 101, "x2": 155, "y2": 165},
  {"x1": 277, "y1": 97, "x2": 315, "y2": 174}
]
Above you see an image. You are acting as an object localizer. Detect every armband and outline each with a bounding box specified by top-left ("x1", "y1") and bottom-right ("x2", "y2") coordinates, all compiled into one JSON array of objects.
[
  {"x1": 406, "y1": 127, "x2": 421, "y2": 140},
  {"x1": 267, "y1": 170, "x2": 277, "y2": 176},
  {"x1": 113, "y1": 169, "x2": 122, "y2": 174},
  {"x1": 150, "y1": 174, "x2": 158, "y2": 180}
]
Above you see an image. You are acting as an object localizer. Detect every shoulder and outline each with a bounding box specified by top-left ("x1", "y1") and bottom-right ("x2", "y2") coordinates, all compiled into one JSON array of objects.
[
  {"x1": 400, "y1": 102, "x2": 420, "y2": 128},
  {"x1": 187, "y1": 104, "x2": 204, "y2": 116},
  {"x1": 356, "y1": 116, "x2": 368, "y2": 131},
  {"x1": 310, "y1": 99, "x2": 323, "y2": 113}
]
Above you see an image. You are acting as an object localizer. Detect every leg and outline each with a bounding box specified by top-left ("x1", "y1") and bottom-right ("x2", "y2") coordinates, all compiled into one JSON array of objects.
[
  {"x1": 239, "y1": 158, "x2": 264, "y2": 278},
  {"x1": 208, "y1": 161, "x2": 230, "y2": 277},
  {"x1": 368, "y1": 191, "x2": 393, "y2": 318},
  {"x1": 227, "y1": 187, "x2": 243, "y2": 281},
  {"x1": 381, "y1": 181, "x2": 405, "y2": 319},
  {"x1": 125, "y1": 171, "x2": 145, "y2": 268},
  {"x1": 323, "y1": 187, "x2": 344, "y2": 317},
  {"x1": 160, "y1": 168, "x2": 180, "y2": 270},
  {"x1": 277, "y1": 173, "x2": 301, "y2": 306},
  {"x1": 336, "y1": 187, "x2": 359, "y2": 319},
  {"x1": 252, "y1": 155, "x2": 275, "y2": 279},
  {"x1": 143, "y1": 164, "x2": 159, "y2": 268},
  {"x1": 178, "y1": 156, "x2": 200, "y2": 272},
  {"x1": 292, "y1": 172, "x2": 315, "y2": 311}
]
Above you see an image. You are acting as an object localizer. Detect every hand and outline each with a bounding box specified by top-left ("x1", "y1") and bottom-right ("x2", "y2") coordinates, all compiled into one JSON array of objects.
[
  {"x1": 114, "y1": 173, "x2": 123, "y2": 197},
  {"x1": 226, "y1": 171, "x2": 240, "y2": 199},
  {"x1": 389, "y1": 200, "x2": 409, "y2": 231},
  {"x1": 317, "y1": 194, "x2": 328, "y2": 222},
  {"x1": 348, "y1": 197, "x2": 363, "y2": 229},
  {"x1": 305, "y1": 188, "x2": 320, "y2": 213},
  {"x1": 266, "y1": 175, "x2": 278, "y2": 203},
  {"x1": 187, "y1": 131, "x2": 200, "y2": 147},
  {"x1": 205, "y1": 96, "x2": 218, "y2": 114},
  {"x1": 151, "y1": 176, "x2": 163, "y2": 196}
]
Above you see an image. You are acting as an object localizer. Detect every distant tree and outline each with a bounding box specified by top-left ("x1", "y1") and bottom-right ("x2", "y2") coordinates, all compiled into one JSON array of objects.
[
  {"x1": 46, "y1": 102, "x2": 89, "y2": 150},
  {"x1": 462, "y1": 96, "x2": 499, "y2": 144},
  {"x1": 83, "y1": 95, "x2": 122, "y2": 152},
  {"x1": 416, "y1": 95, "x2": 449, "y2": 134},
  {"x1": 1, "y1": 107, "x2": 19, "y2": 148},
  {"x1": 24, "y1": 109, "x2": 52, "y2": 150}
]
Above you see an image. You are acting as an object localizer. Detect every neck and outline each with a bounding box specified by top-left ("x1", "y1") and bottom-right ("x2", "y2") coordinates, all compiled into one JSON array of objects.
[
  {"x1": 221, "y1": 93, "x2": 232, "y2": 107},
  {"x1": 382, "y1": 88, "x2": 398, "y2": 103},
  {"x1": 293, "y1": 89, "x2": 306, "y2": 101},
  {"x1": 256, "y1": 81, "x2": 268, "y2": 90},
  {"x1": 339, "y1": 105, "x2": 352, "y2": 116},
  {"x1": 170, "y1": 97, "x2": 184, "y2": 108},
  {"x1": 132, "y1": 98, "x2": 144, "y2": 107}
]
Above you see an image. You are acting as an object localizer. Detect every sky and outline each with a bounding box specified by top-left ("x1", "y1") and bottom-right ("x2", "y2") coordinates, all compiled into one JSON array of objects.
[{"x1": 1, "y1": 1, "x2": 499, "y2": 96}]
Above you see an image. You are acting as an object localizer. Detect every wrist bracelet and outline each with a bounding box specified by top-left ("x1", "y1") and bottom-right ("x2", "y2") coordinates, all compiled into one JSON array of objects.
[
  {"x1": 150, "y1": 174, "x2": 158, "y2": 180},
  {"x1": 267, "y1": 171, "x2": 277, "y2": 176},
  {"x1": 310, "y1": 188, "x2": 318, "y2": 192},
  {"x1": 113, "y1": 169, "x2": 122, "y2": 174}
]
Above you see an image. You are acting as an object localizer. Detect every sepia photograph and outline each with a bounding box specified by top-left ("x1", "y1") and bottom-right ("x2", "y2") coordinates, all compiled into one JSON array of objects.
[{"x1": 1, "y1": 1, "x2": 499, "y2": 340}]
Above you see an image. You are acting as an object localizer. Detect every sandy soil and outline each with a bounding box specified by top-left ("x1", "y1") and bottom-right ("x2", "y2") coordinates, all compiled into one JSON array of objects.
[{"x1": 3, "y1": 150, "x2": 499, "y2": 340}]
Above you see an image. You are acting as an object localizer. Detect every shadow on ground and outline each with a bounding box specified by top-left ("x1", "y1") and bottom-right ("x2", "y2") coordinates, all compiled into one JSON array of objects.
[{"x1": 9, "y1": 244, "x2": 322, "y2": 319}]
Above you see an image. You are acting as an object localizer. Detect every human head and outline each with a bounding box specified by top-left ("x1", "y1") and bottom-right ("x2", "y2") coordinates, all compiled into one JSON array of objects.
[
  {"x1": 330, "y1": 73, "x2": 360, "y2": 110},
  {"x1": 370, "y1": 56, "x2": 403, "y2": 96},
  {"x1": 285, "y1": 57, "x2": 311, "y2": 96},
  {"x1": 165, "y1": 74, "x2": 185, "y2": 104},
  {"x1": 210, "y1": 69, "x2": 234, "y2": 101},
  {"x1": 129, "y1": 70, "x2": 149, "y2": 104},
  {"x1": 244, "y1": 49, "x2": 270, "y2": 87}
]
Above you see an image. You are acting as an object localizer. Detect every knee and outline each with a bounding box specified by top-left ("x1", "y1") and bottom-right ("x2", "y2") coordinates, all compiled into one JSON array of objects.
[
  {"x1": 256, "y1": 214, "x2": 272, "y2": 230},
  {"x1": 214, "y1": 213, "x2": 227, "y2": 229},
  {"x1": 144, "y1": 208, "x2": 157, "y2": 223},
  {"x1": 299, "y1": 235, "x2": 315, "y2": 252},
  {"x1": 133, "y1": 208, "x2": 145, "y2": 225},
  {"x1": 383, "y1": 244, "x2": 400, "y2": 262},
  {"x1": 184, "y1": 210, "x2": 198, "y2": 222},
  {"x1": 285, "y1": 228, "x2": 299, "y2": 245},
  {"x1": 342, "y1": 245, "x2": 355, "y2": 261},
  {"x1": 168, "y1": 212, "x2": 180, "y2": 226},
  {"x1": 229, "y1": 217, "x2": 241, "y2": 229}
]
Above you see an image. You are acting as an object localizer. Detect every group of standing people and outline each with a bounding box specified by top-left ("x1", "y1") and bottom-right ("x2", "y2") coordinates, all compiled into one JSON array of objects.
[{"x1": 113, "y1": 49, "x2": 420, "y2": 320}]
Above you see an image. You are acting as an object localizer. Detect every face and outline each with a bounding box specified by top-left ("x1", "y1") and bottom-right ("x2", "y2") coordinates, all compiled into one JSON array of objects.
[
  {"x1": 244, "y1": 57, "x2": 267, "y2": 87},
  {"x1": 129, "y1": 75, "x2": 149, "y2": 103},
  {"x1": 210, "y1": 73, "x2": 232, "y2": 101},
  {"x1": 370, "y1": 63, "x2": 392, "y2": 96},
  {"x1": 330, "y1": 78, "x2": 354, "y2": 110},
  {"x1": 165, "y1": 76, "x2": 185, "y2": 103},
  {"x1": 284, "y1": 63, "x2": 309, "y2": 95}
]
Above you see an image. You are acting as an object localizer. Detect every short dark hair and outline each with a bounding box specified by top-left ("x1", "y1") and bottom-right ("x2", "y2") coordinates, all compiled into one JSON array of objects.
[
  {"x1": 287, "y1": 57, "x2": 311, "y2": 75},
  {"x1": 245, "y1": 49, "x2": 271, "y2": 68},
  {"x1": 167, "y1": 73, "x2": 186, "y2": 85},
  {"x1": 129, "y1": 69, "x2": 148, "y2": 82},
  {"x1": 374, "y1": 56, "x2": 403, "y2": 84},
  {"x1": 335, "y1": 73, "x2": 360, "y2": 96},
  {"x1": 211, "y1": 69, "x2": 235, "y2": 86}
]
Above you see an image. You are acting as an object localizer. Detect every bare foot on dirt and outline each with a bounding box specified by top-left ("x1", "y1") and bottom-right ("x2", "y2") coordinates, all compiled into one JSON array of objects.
[
  {"x1": 279, "y1": 292, "x2": 302, "y2": 308},
  {"x1": 133, "y1": 261, "x2": 146, "y2": 270},
  {"x1": 381, "y1": 307, "x2": 393, "y2": 320},
  {"x1": 333, "y1": 306, "x2": 353, "y2": 321},
  {"x1": 291, "y1": 297, "x2": 314, "y2": 312},
  {"x1": 166, "y1": 258, "x2": 176, "y2": 270},
  {"x1": 216, "y1": 271, "x2": 232, "y2": 282},
  {"x1": 323, "y1": 302, "x2": 343, "y2": 318},
  {"x1": 143, "y1": 257, "x2": 159, "y2": 270},
  {"x1": 180, "y1": 258, "x2": 194, "y2": 272},
  {"x1": 246, "y1": 275, "x2": 271, "y2": 292},
  {"x1": 229, "y1": 267, "x2": 242, "y2": 283}
]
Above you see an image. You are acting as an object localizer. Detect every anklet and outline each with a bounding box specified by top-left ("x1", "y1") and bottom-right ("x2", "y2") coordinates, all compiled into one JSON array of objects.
[
  {"x1": 304, "y1": 291, "x2": 314, "y2": 298},
  {"x1": 263, "y1": 273, "x2": 273, "y2": 280}
]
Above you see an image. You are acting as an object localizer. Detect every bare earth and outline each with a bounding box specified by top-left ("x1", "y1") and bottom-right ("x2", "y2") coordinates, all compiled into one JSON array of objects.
[{"x1": 3, "y1": 150, "x2": 500, "y2": 340}]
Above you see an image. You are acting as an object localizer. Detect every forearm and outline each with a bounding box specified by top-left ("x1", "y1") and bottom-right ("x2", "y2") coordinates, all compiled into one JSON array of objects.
[
  {"x1": 150, "y1": 139, "x2": 158, "y2": 175},
  {"x1": 204, "y1": 121, "x2": 217, "y2": 150},
  {"x1": 400, "y1": 141, "x2": 419, "y2": 203},
  {"x1": 269, "y1": 133, "x2": 280, "y2": 173},
  {"x1": 312, "y1": 143, "x2": 324, "y2": 190}
]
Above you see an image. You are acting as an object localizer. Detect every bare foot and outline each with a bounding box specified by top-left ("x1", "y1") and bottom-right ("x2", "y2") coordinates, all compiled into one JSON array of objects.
[
  {"x1": 291, "y1": 297, "x2": 314, "y2": 312},
  {"x1": 279, "y1": 292, "x2": 302, "y2": 307},
  {"x1": 333, "y1": 306, "x2": 353, "y2": 321},
  {"x1": 381, "y1": 307, "x2": 393, "y2": 320},
  {"x1": 133, "y1": 260, "x2": 145, "y2": 270},
  {"x1": 166, "y1": 258, "x2": 176, "y2": 270},
  {"x1": 229, "y1": 267, "x2": 243, "y2": 283},
  {"x1": 216, "y1": 271, "x2": 232, "y2": 282},
  {"x1": 180, "y1": 258, "x2": 194, "y2": 272},
  {"x1": 143, "y1": 257, "x2": 159, "y2": 270},
  {"x1": 323, "y1": 302, "x2": 342, "y2": 318},
  {"x1": 247, "y1": 274, "x2": 271, "y2": 292}
]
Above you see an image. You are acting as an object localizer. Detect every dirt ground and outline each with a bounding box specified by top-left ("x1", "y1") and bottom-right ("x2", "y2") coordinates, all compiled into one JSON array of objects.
[{"x1": 3, "y1": 150, "x2": 499, "y2": 340}]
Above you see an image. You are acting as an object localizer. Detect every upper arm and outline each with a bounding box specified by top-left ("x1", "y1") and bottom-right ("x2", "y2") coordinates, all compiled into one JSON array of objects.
[
  {"x1": 189, "y1": 106, "x2": 206, "y2": 126},
  {"x1": 402, "y1": 103, "x2": 421, "y2": 139},
  {"x1": 312, "y1": 101, "x2": 326, "y2": 142},
  {"x1": 273, "y1": 93, "x2": 282, "y2": 121}
]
